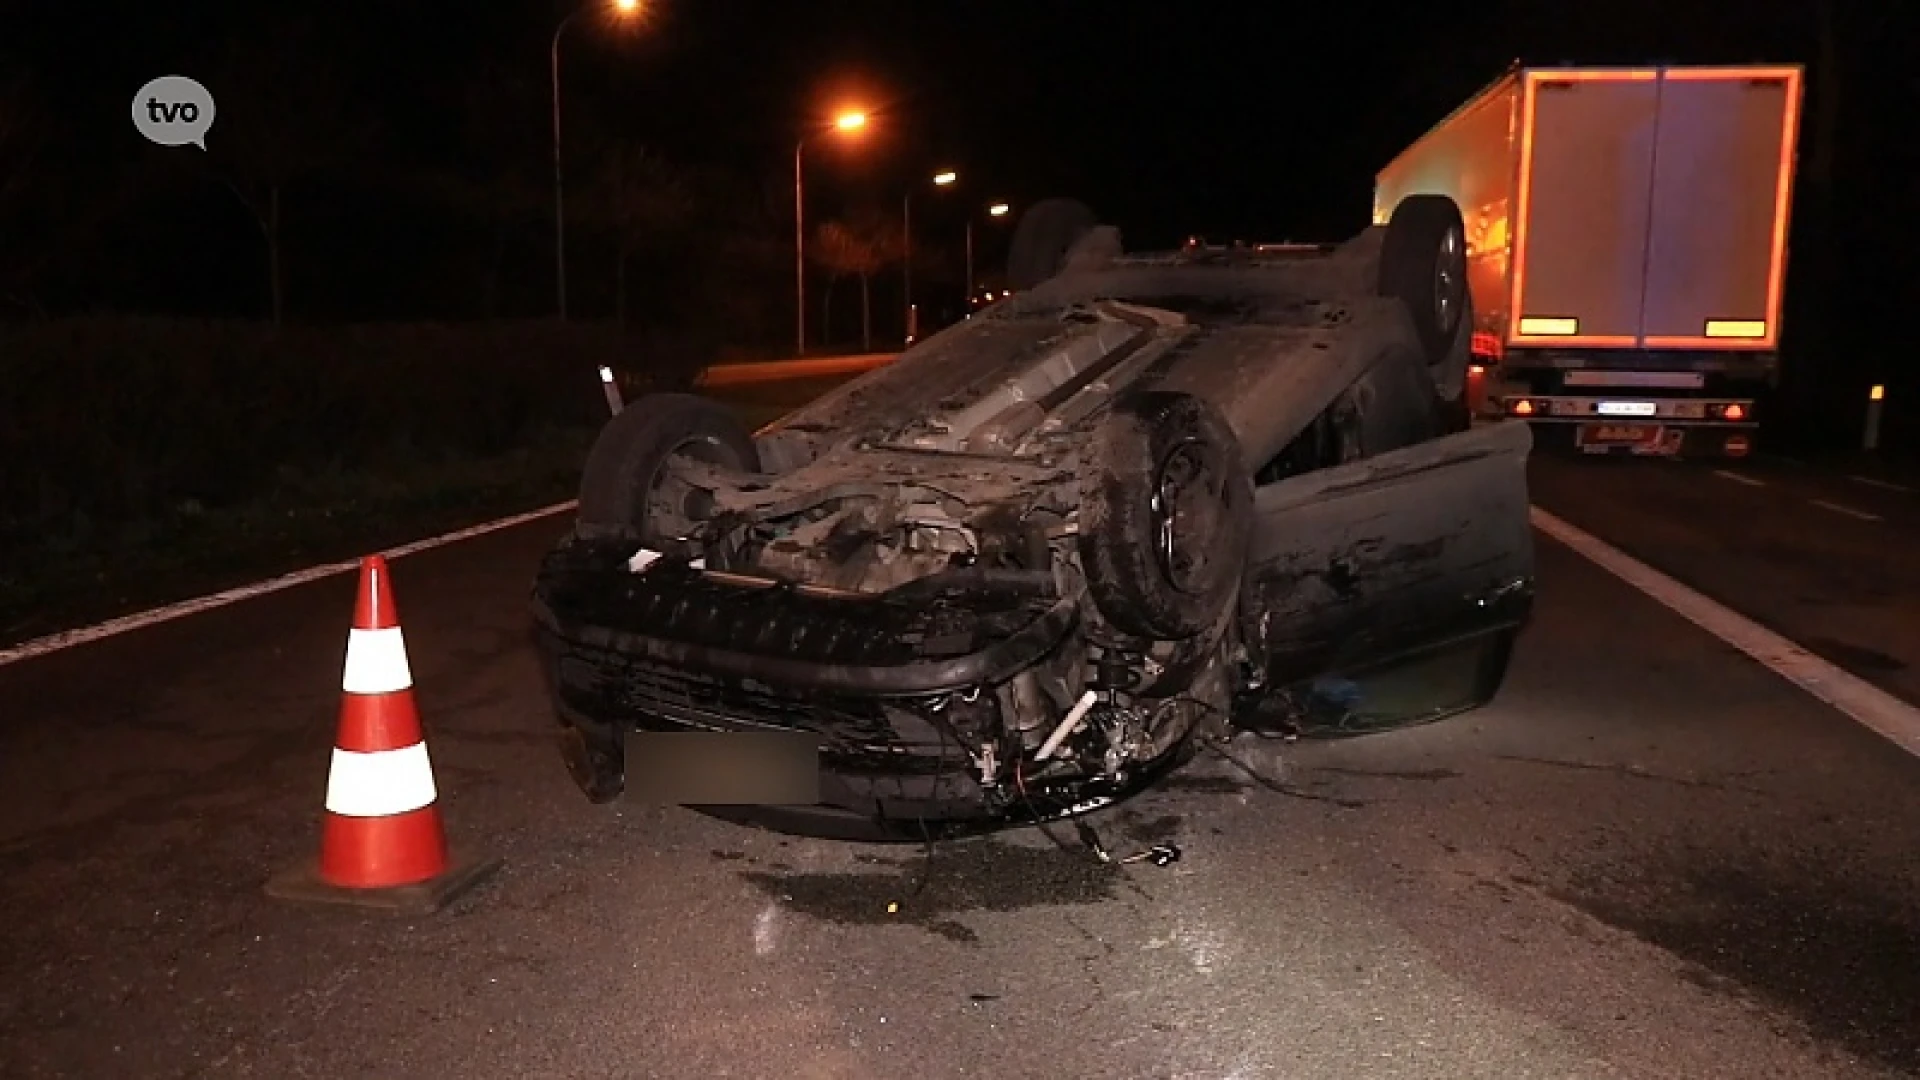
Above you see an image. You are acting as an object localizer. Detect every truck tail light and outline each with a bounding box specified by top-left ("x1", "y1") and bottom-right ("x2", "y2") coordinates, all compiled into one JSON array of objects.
[
  {"x1": 1511, "y1": 399, "x2": 1537, "y2": 417},
  {"x1": 1722, "y1": 403, "x2": 1748, "y2": 421}
]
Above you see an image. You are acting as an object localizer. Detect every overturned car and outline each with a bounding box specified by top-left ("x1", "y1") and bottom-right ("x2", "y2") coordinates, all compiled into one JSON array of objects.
[{"x1": 530, "y1": 194, "x2": 1535, "y2": 839}]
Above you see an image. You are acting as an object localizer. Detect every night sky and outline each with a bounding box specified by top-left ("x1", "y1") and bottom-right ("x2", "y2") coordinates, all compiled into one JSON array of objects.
[{"x1": 3, "y1": 0, "x2": 1911, "y2": 338}]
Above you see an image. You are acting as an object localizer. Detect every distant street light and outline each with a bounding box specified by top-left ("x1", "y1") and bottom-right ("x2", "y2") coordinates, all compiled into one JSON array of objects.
[
  {"x1": 904, "y1": 168, "x2": 961, "y2": 344},
  {"x1": 794, "y1": 109, "x2": 872, "y2": 355},
  {"x1": 967, "y1": 202, "x2": 1012, "y2": 305},
  {"x1": 552, "y1": 0, "x2": 643, "y2": 322}
]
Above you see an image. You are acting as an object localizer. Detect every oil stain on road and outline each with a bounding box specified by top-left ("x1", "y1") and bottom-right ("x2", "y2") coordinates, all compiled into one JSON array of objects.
[
  {"x1": 1557, "y1": 852, "x2": 1920, "y2": 1075},
  {"x1": 735, "y1": 835, "x2": 1129, "y2": 945}
]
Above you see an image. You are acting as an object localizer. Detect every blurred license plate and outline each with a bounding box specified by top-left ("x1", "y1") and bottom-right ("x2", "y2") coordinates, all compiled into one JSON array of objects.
[
  {"x1": 625, "y1": 730, "x2": 821, "y2": 805},
  {"x1": 1578, "y1": 423, "x2": 1661, "y2": 447},
  {"x1": 1596, "y1": 400, "x2": 1658, "y2": 417}
]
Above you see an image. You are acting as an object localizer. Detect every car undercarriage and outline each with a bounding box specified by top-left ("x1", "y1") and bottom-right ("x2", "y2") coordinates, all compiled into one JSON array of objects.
[{"x1": 530, "y1": 194, "x2": 1535, "y2": 839}]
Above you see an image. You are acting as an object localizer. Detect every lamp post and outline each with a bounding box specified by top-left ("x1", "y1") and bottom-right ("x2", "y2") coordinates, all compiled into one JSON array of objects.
[
  {"x1": 969, "y1": 202, "x2": 1011, "y2": 304},
  {"x1": 903, "y1": 169, "x2": 957, "y2": 345},
  {"x1": 552, "y1": 0, "x2": 641, "y2": 322},
  {"x1": 794, "y1": 109, "x2": 868, "y2": 356}
]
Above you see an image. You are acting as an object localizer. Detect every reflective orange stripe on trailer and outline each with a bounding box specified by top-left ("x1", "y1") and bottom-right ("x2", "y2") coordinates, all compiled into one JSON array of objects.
[
  {"x1": 1509, "y1": 69, "x2": 1658, "y2": 346},
  {"x1": 1508, "y1": 66, "x2": 1802, "y2": 350}
]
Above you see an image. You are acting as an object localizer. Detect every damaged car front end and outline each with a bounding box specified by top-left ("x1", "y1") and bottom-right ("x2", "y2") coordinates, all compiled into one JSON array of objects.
[{"x1": 530, "y1": 195, "x2": 1536, "y2": 839}]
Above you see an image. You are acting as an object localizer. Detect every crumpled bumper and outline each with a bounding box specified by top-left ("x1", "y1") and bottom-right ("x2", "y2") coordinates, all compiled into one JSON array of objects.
[{"x1": 528, "y1": 536, "x2": 1080, "y2": 833}]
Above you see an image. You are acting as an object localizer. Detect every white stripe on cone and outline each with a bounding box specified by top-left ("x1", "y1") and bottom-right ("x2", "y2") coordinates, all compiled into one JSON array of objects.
[
  {"x1": 324, "y1": 743, "x2": 439, "y2": 817},
  {"x1": 342, "y1": 627, "x2": 412, "y2": 694}
]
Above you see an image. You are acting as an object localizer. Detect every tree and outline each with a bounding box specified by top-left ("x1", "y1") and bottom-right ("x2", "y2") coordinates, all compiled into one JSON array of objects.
[
  {"x1": 0, "y1": 69, "x2": 43, "y2": 313},
  {"x1": 413, "y1": 67, "x2": 550, "y2": 319},
  {"x1": 0, "y1": 70, "x2": 157, "y2": 317},
  {"x1": 574, "y1": 131, "x2": 698, "y2": 329},
  {"x1": 202, "y1": 18, "x2": 374, "y2": 325},
  {"x1": 809, "y1": 209, "x2": 902, "y2": 351},
  {"x1": 0, "y1": 71, "x2": 34, "y2": 224}
]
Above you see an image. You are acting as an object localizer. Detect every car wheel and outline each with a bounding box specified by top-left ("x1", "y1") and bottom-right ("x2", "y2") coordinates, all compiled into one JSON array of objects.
[
  {"x1": 1007, "y1": 198, "x2": 1098, "y2": 290},
  {"x1": 1079, "y1": 391, "x2": 1255, "y2": 640},
  {"x1": 576, "y1": 392, "x2": 760, "y2": 543},
  {"x1": 1378, "y1": 194, "x2": 1471, "y2": 400}
]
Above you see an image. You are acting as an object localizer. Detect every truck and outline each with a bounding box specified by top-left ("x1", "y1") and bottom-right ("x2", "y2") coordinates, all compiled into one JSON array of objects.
[{"x1": 1373, "y1": 63, "x2": 1805, "y2": 458}]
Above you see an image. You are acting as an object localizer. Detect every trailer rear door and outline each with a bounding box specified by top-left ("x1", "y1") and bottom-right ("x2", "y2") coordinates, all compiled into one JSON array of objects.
[
  {"x1": 1510, "y1": 70, "x2": 1660, "y2": 348},
  {"x1": 1639, "y1": 69, "x2": 1802, "y2": 350}
]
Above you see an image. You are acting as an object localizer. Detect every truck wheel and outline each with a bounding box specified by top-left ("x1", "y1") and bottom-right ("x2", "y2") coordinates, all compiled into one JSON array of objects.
[
  {"x1": 1378, "y1": 195, "x2": 1470, "y2": 368},
  {"x1": 577, "y1": 392, "x2": 760, "y2": 543},
  {"x1": 1079, "y1": 391, "x2": 1255, "y2": 640},
  {"x1": 1008, "y1": 198, "x2": 1098, "y2": 290}
]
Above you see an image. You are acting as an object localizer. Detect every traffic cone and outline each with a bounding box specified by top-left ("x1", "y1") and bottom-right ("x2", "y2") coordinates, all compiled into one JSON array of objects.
[{"x1": 266, "y1": 555, "x2": 501, "y2": 914}]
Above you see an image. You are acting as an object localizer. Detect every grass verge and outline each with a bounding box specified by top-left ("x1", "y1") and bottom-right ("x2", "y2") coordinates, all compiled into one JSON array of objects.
[{"x1": 1, "y1": 374, "x2": 854, "y2": 650}]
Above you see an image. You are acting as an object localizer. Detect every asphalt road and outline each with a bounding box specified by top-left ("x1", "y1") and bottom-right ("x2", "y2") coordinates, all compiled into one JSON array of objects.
[
  {"x1": 4, "y1": 461, "x2": 1920, "y2": 1079},
  {"x1": 1529, "y1": 450, "x2": 1920, "y2": 707}
]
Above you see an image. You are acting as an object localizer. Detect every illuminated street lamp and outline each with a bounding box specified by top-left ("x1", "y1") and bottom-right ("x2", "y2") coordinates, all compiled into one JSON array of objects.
[
  {"x1": 794, "y1": 109, "x2": 870, "y2": 355},
  {"x1": 552, "y1": 0, "x2": 643, "y2": 321},
  {"x1": 962, "y1": 201, "x2": 1013, "y2": 302},
  {"x1": 904, "y1": 168, "x2": 961, "y2": 344}
]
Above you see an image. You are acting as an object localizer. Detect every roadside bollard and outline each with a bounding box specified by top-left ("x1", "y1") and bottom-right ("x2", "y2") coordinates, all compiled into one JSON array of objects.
[
  {"x1": 600, "y1": 365, "x2": 624, "y2": 417},
  {"x1": 1864, "y1": 383, "x2": 1884, "y2": 453}
]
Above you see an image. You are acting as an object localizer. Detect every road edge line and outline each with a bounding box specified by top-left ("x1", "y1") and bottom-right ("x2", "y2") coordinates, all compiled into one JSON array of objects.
[
  {"x1": 1530, "y1": 506, "x2": 1920, "y2": 759},
  {"x1": 0, "y1": 501, "x2": 579, "y2": 669}
]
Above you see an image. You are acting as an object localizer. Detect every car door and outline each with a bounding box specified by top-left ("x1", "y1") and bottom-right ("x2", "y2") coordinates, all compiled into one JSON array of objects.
[{"x1": 1237, "y1": 418, "x2": 1535, "y2": 734}]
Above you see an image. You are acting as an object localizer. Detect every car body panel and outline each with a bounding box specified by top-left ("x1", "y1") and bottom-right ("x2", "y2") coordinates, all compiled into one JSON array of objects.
[{"x1": 1241, "y1": 418, "x2": 1535, "y2": 688}]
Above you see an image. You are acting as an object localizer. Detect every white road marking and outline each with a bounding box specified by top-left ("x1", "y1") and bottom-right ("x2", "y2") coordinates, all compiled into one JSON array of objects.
[
  {"x1": 1808, "y1": 498, "x2": 1883, "y2": 522},
  {"x1": 1532, "y1": 507, "x2": 1920, "y2": 760},
  {"x1": 1712, "y1": 469, "x2": 1766, "y2": 487},
  {"x1": 0, "y1": 500, "x2": 578, "y2": 669},
  {"x1": 753, "y1": 903, "x2": 780, "y2": 957},
  {"x1": 1850, "y1": 475, "x2": 1915, "y2": 494}
]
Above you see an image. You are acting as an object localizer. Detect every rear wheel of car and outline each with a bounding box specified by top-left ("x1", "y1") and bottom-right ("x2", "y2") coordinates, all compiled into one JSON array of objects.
[
  {"x1": 1378, "y1": 194, "x2": 1471, "y2": 412},
  {"x1": 1079, "y1": 391, "x2": 1255, "y2": 640},
  {"x1": 576, "y1": 392, "x2": 760, "y2": 543},
  {"x1": 1007, "y1": 198, "x2": 1098, "y2": 290}
]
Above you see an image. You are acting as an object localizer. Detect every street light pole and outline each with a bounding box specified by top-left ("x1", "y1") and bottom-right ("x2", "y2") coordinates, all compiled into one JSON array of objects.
[
  {"x1": 794, "y1": 139, "x2": 806, "y2": 357},
  {"x1": 551, "y1": 11, "x2": 581, "y2": 323},
  {"x1": 904, "y1": 171, "x2": 957, "y2": 344},
  {"x1": 902, "y1": 192, "x2": 912, "y2": 344},
  {"x1": 792, "y1": 110, "x2": 870, "y2": 358},
  {"x1": 550, "y1": 0, "x2": 641, "y2": 324}
]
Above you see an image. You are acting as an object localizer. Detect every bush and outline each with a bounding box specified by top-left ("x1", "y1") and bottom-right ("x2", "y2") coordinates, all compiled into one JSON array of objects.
[{"x1": 0, "y1": 317, "x2": 715, "y2": 558}]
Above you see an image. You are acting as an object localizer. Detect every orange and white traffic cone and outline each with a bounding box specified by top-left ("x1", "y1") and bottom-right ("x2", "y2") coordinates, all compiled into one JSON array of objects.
[{"x1": 266, "y1": 555, "x2": 501, "y2": 914}]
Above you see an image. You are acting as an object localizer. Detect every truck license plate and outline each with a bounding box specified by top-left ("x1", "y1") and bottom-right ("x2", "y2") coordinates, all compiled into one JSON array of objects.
[{"x1": 1596, "y1": 400, "x2": 1658, "y2": 417}]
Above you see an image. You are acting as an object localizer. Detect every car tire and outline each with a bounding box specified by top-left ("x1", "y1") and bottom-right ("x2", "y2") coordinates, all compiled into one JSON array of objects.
[
  {"x1": 1079, "y1": 391, "x2": 1255, "y2": 640},
  {"x1": 576, "y1": 392, "x2": 760, "y2": 543},
  {"x1": 1007, "y1": 198, "x2": 1098, "y2": 290},
  {"x1": 1378, "y1": 194, "x2": 1470, "y2": 390}
]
